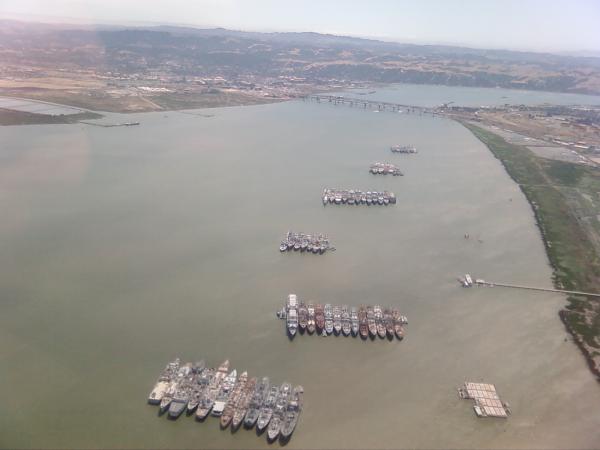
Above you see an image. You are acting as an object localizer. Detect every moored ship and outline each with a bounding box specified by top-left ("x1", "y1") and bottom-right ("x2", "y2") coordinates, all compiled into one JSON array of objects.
[
  {"x1": 232, "y1": 375, "x2": 256, "y2": 430},
  {"x1": 306, "y1": 302, "x2": 316, "y2": 334},
  {"x1": 244, "y1": 377, "x2": 269, "y2": 429},
  {"x1": 148, "y1": 358, "x2": 180, "y2": 405},
  {"x1": 324, "y1": 304, "x2": 334, "y2": 335},
  {"x1": 298, "y1": 302, "x2": 308, "y2": 332},
  {"x1": 280, "y1": 385, "x2": 304, "y2": 441},
  {"x1": 367, "y1": 306, "x2": 377, "y2": 338},
  {"x1": 257, "y1": 385, "x2": 279, "y2": 433},
  {"x1": 211, "y1": 369, "x2": 237, "y2": 417},
  {"x1": 359, "y1": 305, "x2": 369, "y2": 339},
  {"x1": 267, "y1": 382, "x2": 291, "y2": 442},
  {"x1": 374, "y1": 305, "x2": 386, "y2": 339},
  {"x1": 332, "y1": 305, "x2": 342, "y2": 335},
  {"x1": 350, "y1": 307, "x2": 359, "y2": 336},
  {"x1": 392, "y1": 308, "x2": 405, "y2": 340},
  {"x1": 196, "y1": 360, "x2": 229, "y2": 420},
  {"x1": 315, "y1": 304, "x2": 325, "y2": 333},
  {"x1": 384, "y1": 308, "x2": 394, "y2": 338},
  {"x1": 341, "y1": 305, "x2": 351, "y2": 336}
]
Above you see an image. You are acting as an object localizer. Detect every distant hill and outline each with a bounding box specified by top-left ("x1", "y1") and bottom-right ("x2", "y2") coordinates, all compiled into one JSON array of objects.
[{"x1": 2, "y1": 19, "x2": 600, "y2": 95}]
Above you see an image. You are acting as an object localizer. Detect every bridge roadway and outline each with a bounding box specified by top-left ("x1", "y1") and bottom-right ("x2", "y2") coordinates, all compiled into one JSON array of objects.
[{"x1": 303, "y1": 94, "x2": 438, "y2": 115}]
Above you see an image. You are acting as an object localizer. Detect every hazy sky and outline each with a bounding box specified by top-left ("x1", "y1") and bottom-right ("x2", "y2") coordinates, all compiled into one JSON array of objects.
[{"x1": 2, "y1": 0, "x2": 600, "y2": 53}]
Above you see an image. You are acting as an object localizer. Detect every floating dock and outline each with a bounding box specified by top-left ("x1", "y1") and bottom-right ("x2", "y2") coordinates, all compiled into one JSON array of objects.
[
  {"x1": 280, "y1": 231, "x2": 333, "y2": 254},
  {"x1": 458, "y1": 382, "x2": 511, "y2": 418},
  {"x1": 322, "y1": 188, "x2": 396, "y2": 206}
]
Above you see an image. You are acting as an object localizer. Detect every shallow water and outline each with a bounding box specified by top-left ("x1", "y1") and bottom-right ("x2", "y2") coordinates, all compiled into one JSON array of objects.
[{"x1": 1, "y1": 86, "x2": 599, "y2": 449}]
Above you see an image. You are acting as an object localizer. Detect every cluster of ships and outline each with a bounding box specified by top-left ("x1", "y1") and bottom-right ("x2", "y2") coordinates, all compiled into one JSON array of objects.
[
  {"x1": 279, "y1": 231, "x2": 333, "y2": 254},
  {"x1": 281, "y1": 294, "x2": 407, "y2": 340},
  {"x1": 322, "y1": 188, "x2": 396, "y2": 206},
  {"x1": 148, "y1": 359, "x2": 304, "y2": 443},
  {"x1": 369, "y1": 162, "x2": 403, "y2": 176},
  {"x1": 390, "y1": 144, "x2": 418, "y2": 154}
]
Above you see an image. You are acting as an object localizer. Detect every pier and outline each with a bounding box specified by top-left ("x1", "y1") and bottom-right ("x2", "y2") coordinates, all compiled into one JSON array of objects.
[
  {"x1": 473, "y1": 279, "x2": 600, "y2": 298},
  {"x1": 303, "y1": 94, "x2": 437, "y2": 115}
]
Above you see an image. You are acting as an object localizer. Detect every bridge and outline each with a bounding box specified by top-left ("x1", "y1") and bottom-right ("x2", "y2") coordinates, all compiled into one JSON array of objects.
[{"x1": 302, "y1": 94, "x2": 438, "y2": 115}]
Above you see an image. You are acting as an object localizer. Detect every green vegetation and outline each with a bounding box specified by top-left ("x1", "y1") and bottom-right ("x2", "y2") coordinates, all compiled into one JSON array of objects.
[
  {"x1": 0, "y1": 108, "x2": 102, "y2": 126},
  {"x1": 464, "y1": 123, "x2": 600, "y2": 379}
]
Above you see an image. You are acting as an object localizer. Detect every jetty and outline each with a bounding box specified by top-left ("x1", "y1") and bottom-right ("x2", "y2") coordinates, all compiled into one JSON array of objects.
[
  {"x1": 80, "y1": 121, "x2": 140, "y2": 127},
  {"x1": 280, "y1": 231, "x2": 334, "y2": 254},
  {"x1": 458, "y1": 382, "x2": 511, "y2": 418},
  {"x1": 369, "y1": 162, "x2": 403, "y2": 176},
  {"x1": 322, "y1": 188, "x2": 396, "y2": 206},
  {"x1": 147, "y1": 358, "x2": 303, "y2": 444}
]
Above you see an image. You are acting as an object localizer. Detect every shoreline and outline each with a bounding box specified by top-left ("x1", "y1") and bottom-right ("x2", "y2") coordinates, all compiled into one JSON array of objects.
[{"x1": 461, "y1": 121, "x2": 600, "y2": 382}]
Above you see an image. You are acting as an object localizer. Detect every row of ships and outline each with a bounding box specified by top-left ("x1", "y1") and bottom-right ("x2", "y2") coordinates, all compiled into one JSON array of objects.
[
  {"x1": 369, "y1": 162, "x2": 403, "y2": 176},
  {"x1": 390, "y1": 144, "x2": 418, "y2": 153},
  {"x1": 283, "y1": 294, "x2": 407, "y2": 339},
  {"x1": 279, "y1": 231, "x2": 333, "y2": 254},
  {"x1": 148, "y1": 359, "x2": 303, "y2": 443},
  {"x1": 322, "y1": 188, "x2": 396, "y2": 206}
]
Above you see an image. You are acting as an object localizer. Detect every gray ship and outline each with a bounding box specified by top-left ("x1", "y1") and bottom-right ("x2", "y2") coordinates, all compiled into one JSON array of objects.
[
  {"x1": 244, "y1": 377, "x2": 270, "y2": 429},
  {"x1": 324, "y1": 303, "x2": 334, "y2": 335},
  {"x1": 350, "y1": 307, "x2": 359, "y2": 336},
  {"x1": 148, "y1": 358, "x2": 180, "y2": 405},
  {"x1": 267, "y1": 382, "x2": 292, "y2": 442},
  {"x1": 280, "y1": 385, "x2": 304, "y2": 441},
  {"x1": 188, "y1": 367, "x2": 213, "y2": 413},
  {"x1": 341, "y1": 305, "x2": 351, "y2": 336},
  {"x1": 232, "y1": 376, "x2": 256, "y2": 430},
  {"x1": 196, "y1": 360, "x2": 229, "y2": 420},
  {"x1": 211, "y1": 369, "x2": 237, "y2": 417},
  {"x1": 256, "y1": 385, "x2": 279, "y2": 433},
  {"x1": 333, "y1": 305, "x2": 342, "y2": 335}
]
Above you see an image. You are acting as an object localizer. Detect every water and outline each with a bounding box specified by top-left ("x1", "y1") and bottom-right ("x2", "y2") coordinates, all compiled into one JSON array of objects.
[
  {"x1": 343, "y1": 83, "x2": 600, "y2": 107},
  {"x1": 1, "y1": 85, "x2": 599, "y2": 449}
]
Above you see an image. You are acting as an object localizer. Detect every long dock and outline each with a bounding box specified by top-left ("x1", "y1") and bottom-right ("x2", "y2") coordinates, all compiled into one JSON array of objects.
[
  {"x1": 475, "y1": 279, "x2": 600, "y2": 298},
  {"x1": 303, "y1": 94, "x2": 437, "y2": 115}
]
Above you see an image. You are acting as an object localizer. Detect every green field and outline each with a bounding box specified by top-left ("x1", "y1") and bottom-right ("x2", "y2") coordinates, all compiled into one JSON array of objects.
[
  {"x1": 0, "y1": 108, "x2": 102, "y2": 125},
  {"x1": 464, "y1": 123, "x2": 600, "y2": 377}
]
